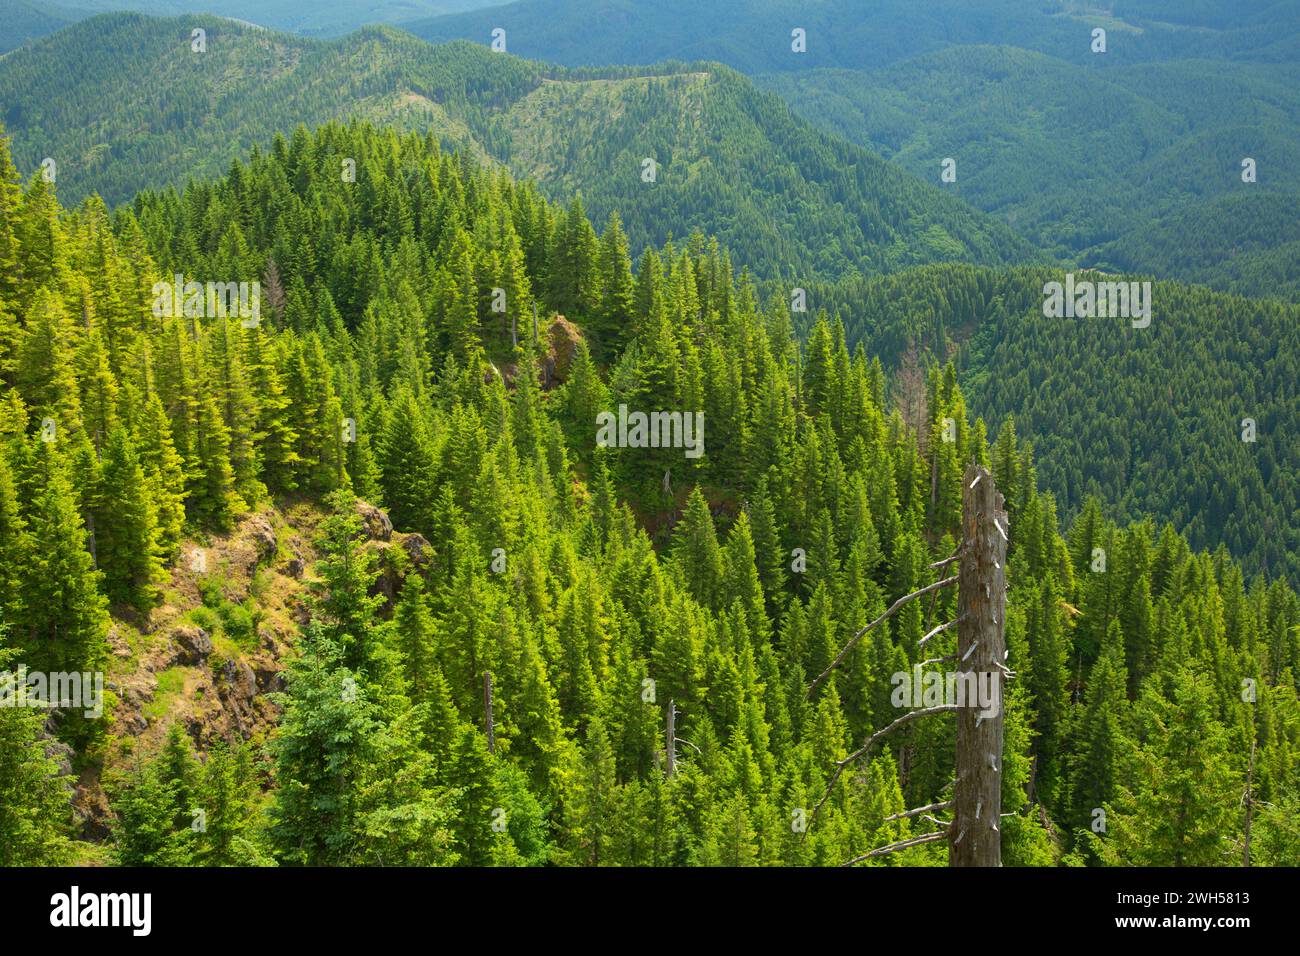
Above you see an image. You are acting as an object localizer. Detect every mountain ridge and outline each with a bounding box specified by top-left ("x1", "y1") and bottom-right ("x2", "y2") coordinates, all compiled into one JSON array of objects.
[{"x1": 0, "y1": 12, "x2": 1038, "y2": 280}]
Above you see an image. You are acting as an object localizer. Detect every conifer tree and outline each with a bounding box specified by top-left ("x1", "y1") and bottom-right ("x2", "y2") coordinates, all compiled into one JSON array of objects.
[{"x1": 94, "y1": 427, "x2": 166, "y2": 610}]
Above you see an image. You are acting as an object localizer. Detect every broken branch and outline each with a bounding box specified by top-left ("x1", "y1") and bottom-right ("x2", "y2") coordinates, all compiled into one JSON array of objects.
[{"x1": 807, "y1": 576, "x2": 957, "y2": 699}]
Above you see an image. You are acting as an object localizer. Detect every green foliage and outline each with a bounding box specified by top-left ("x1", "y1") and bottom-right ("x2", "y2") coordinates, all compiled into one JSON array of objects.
[
  {"x1": 820, "y1": 264, "x2": 1300, "y2": 583},
  {"x1": 0, "y1": 645, "x2": 76, "y2": 865},
  {"x1": 1, "y1": 115, "x2": 1294, "y2": 869},
  {"x1": 0, "y1": 14, "x2": 1030, "y2": 282}
]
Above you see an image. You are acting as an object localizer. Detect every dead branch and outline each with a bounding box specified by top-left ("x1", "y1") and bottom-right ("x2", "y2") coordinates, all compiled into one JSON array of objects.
[
  {"x1": 918, "y1": 617, "x2": 960, "y2": 649},
  {"x1": 807, "y1": 576, "x2": 957, "y2": 699},
  {"x1": 806, "y1": 705, "x2": 959, "y2": 834},
  {"x1": 919, "y1": 653, "x2": 958, "y2": 668},
  {"x1": 883, "y1": 800, "x2": 953, "y2": 823},
  {"x1": 841, "y1": 831, "x2": 948, "y2": 866}
]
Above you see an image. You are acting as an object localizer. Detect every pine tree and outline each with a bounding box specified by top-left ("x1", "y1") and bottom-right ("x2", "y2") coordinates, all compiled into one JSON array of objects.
[
  {"x1": 269, "y1": 625, "x2": 380, "y2": 866},
  {"x1": 673, "y1": 486, "x2": 724, "y2": 611},
  {"x1": 135, "y1": 390, "x2": 188, "y2": 557},
  {"x1": 594, "y1": 212, "x2": 634, "y2": 357},
  {"x1": 94, "y1": 428, "x2": 166, "y2": 610},
  {"x1": 1066, "y1": 618, "x2": 1131, "y2": 847},
  {"x1": 21, "y1": 445, "x2": 108, "y2": 677},
  {"x1": 310, "y1": 491, "x2": 385, "y2": 673},
  {"x1": 0, "y1": 650, "x2": 75, "y2": 865}
]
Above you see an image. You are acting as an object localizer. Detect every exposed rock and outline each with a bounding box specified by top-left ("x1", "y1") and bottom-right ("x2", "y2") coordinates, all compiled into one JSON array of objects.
[
  {"x1": 41, "y1": 728, "x2": 75, "y2": 779},
  {"x1": 355, "y1": 500, "x2": 393, "y2": 541},
  {"x1": 547, "y1": 315, "x2": 583, "y2": 385},
  {"x1": 106, "y1": 624, "x2": 132, "y2": 659},
  {"x1": 73, "y1": 770, "x2": 112, "y2": 841},
  {"x1": 254, "y1": 663, "x2": 284, "y2": 694},
  {"x1": 400, "y1": 532, "x2": 432, "y2": 567},
  {"x1": 122, "y1": 713, "x2": 149, "y2": 735},
  {"x1": 220, "y1": 659, "x2": 257, "y2": 701},
  {"x1": 245, "y1": 513, "x2": 278, "y2": 562},
  {"x1": 370, "y1": 542, "x2": 399, "y2": 608},
  {"x1": 216, "y1": 658, "x2": 259, "y2": 734},
  {"x1": 370, "y1": 533, "x2": 433, "y2": 609},
  {"x1": 171, "y1": 625, "x2": 213, "y2": 666},
  {"x1": 68, "y1": 497, "x2": 322, "y2": 838}
]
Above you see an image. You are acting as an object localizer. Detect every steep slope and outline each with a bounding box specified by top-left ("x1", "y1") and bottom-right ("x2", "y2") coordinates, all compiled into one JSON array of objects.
[{"x1": 0, "y1": 13, "x2": 1035, "y2": 279}]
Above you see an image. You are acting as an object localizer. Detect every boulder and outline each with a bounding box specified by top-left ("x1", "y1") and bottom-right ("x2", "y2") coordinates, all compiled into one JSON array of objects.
[
  {"x1": 548, "y1": 315, "x2": 583, "y2": 383},
  {"x1": 400, "y1": 532, "x2": 433, "y2": 567},
  {"x1": 245, "y1": 513, "x2": 278, "y2": 561},
  {"x1": 220, "y1": 659, "x2": 257, "y2": 702},
  {"x1": 171, "y1": 625, "x2": 213, "y2": 665},
  {"x1": 355, "y1": 500, "x2": 393, "y2": 541}
]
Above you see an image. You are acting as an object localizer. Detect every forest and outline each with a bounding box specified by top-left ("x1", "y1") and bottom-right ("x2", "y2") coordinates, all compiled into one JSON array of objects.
[
  {"x1": 407, "y1": 0, "x2": 1300, "y2": 303},
  {"x1": 814, "y1": 264, "x2": 1300, "y2": 584},
  {"x1": 1, "y1": 119, "x2": 1297, "y2": 868},
  {"x1": 0, "y1": 14, "x2": 1029, "y2": 281}
]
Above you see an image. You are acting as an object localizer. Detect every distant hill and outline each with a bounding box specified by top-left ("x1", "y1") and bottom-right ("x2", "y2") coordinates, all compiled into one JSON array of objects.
[
  {"x1": 0, "y1": 0, "x2": 506, "y2": 48},
  {"x1": 401, "y1": 0, "x2": 1300, "y2": 72},
  {"x1": 0, "y1": 0, "x2": 87, "y2": 53},
  {"x1": 760, "y1": 47, "x2": 1300, "y2": 298},
  {"x1": 1084, "y1": 191, "x2": 1300, "y2": 302},
  {"x1": 0, "y1": 12, "x2": 1035, "y2": 280},
  {"x1": 404, "y1": 0, "x2": 1300, "y2": 299}
]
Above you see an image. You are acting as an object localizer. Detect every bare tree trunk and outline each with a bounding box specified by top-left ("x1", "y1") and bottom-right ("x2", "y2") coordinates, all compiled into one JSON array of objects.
[
  {"x1": 665, "y1": 700, "x2": 676, "y2": 779},
  {"x1": 482, "y1": 671, "x2": 495, "y2": 755},
  {"x1": 950, "y1": 463, "x2": 1008, "y2": 867},
  {"x1": 1244, "y1": 738, "x2": 1255, "y2": 867}
]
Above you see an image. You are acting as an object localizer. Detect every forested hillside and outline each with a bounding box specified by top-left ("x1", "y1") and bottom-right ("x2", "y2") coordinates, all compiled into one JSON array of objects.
[
  {"x1": 815, "y1": 264, "x2": 1300, "y2": 585},
  {"x1": 0, "y1": 0, "x2": 84, "y2": 54},
  {"x1": 761, "y1": 49, "x2": 1300, "y2": 299},
  {"x1": 1, "y1": 120, "x2": 1296, "y2": 868},
  {"x1": 407, "y1": 0, "x2": 1300, "y2": 301},
  {"x1": 1085, "y1": 191, "x2": 1300, "y2": 301},
  {"x1": 0, "y1": 13, "x2": 1031, "y2": 280}
]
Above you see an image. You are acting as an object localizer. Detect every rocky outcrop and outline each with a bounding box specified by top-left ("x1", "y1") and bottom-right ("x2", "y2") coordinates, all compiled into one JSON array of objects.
[
  {"x1": 355, "y1": 500, "x2": 393, "y2": 541},
  {"x1": 246, "y1": 513, "x2": 278, "y2": 562},
  {"x1": 547, "y1": 315, "x2": 583, "y2": 384},
  {"x1": 400, "y1": 532, "x2": 433, "y2": 568},
  {"x1": 170, "y1": 625, "x2": 213, "y2": 666}
]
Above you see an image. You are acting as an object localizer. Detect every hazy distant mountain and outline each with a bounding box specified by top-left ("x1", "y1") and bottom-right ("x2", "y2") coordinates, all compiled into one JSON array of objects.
[
  {"x1": 402, "y1": 0, "x2": 1300, "y2": 73},
  {"x1": 0, "y1": 0, "x2": 506, "y2": 49},
  {"x1": 0, "y1": 0, "x2": 89, "y2": 53},
  {"x1": 402, "y1": 0, "x2": 1300, "y2": 298}
]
